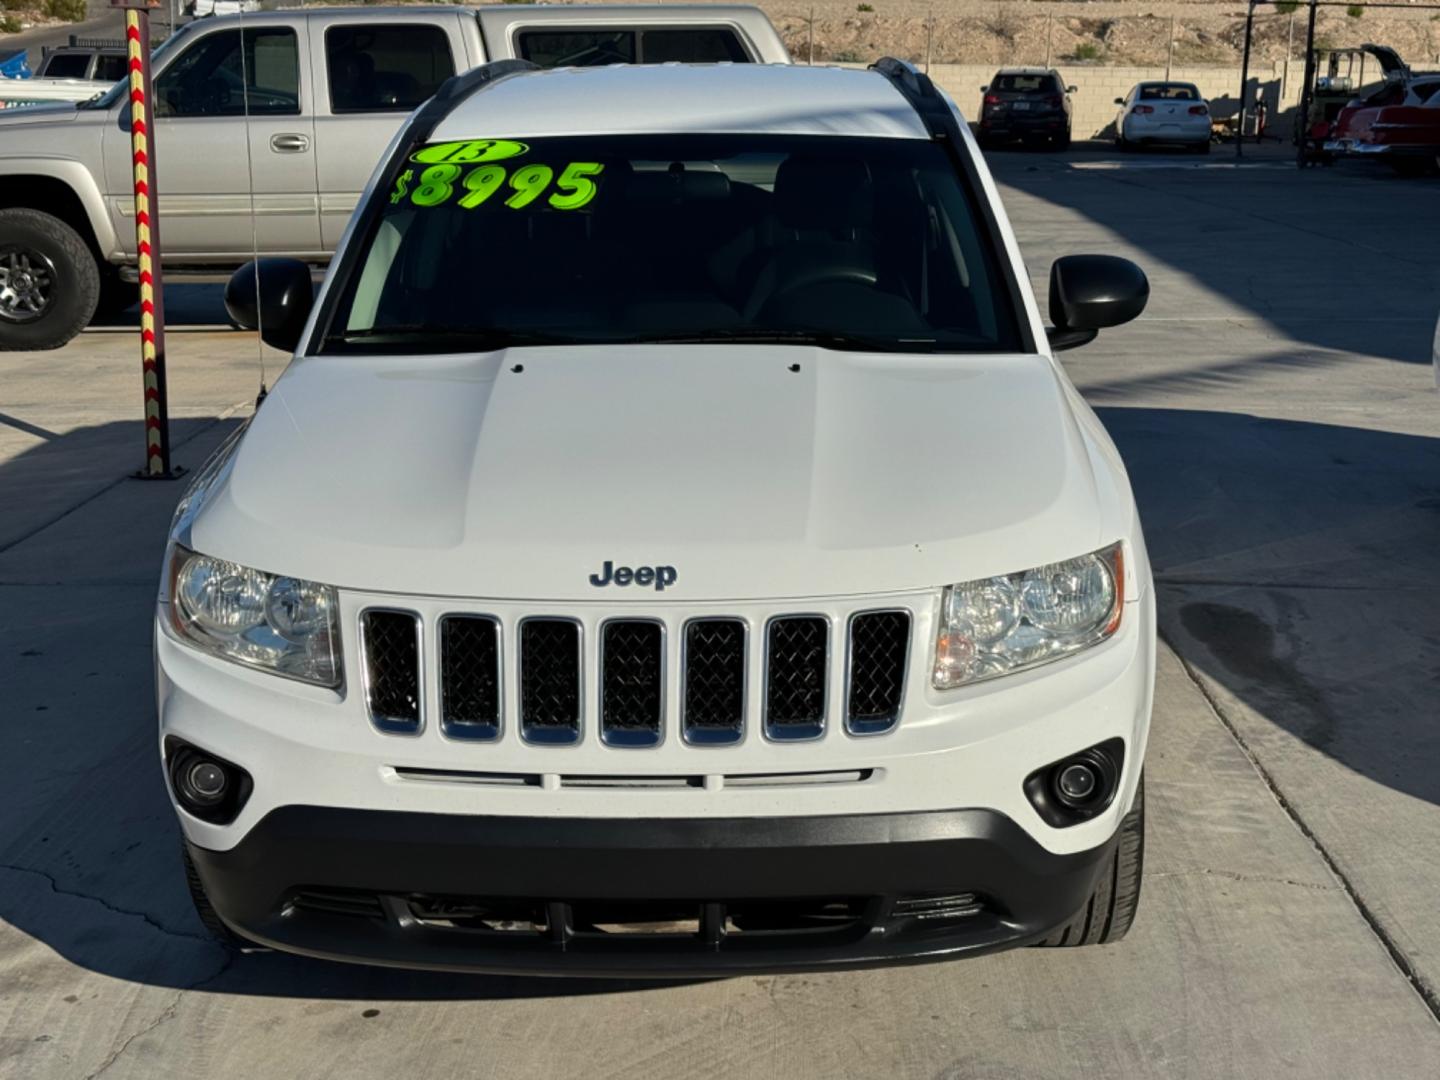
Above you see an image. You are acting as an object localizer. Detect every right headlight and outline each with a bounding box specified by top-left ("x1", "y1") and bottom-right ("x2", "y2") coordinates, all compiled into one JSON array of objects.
[
  {"x1": 932, "y1": 541, "x2": 1124, "y2": 690},
  {"x1": 163, "y1": 545, "x2": 342, "y2": 688}
]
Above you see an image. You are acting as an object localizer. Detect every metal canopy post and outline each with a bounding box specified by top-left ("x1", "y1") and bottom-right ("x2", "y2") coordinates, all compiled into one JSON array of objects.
[
  {"x1": 112, "y1": 0, "x2": 181, "y2": 479},
  {"x1": 1296, "y1": 0, "x2": 1320, "y2": 167},
  {"x1": 1236, "y1": 0, "x2": 1256, "y2": 158}
]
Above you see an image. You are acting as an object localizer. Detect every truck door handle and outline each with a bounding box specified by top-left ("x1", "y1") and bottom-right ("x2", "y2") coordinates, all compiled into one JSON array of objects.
[{"x1": 270, "y1": 133, "x2": 310, "y2": 153}]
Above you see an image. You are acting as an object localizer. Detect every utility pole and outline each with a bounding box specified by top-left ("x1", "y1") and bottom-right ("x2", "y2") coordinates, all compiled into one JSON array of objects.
[
  {"x1": 1236, "y1": 0, "x2": 1256, "y2": 158},
  {"x1": 1166, "y1": 15, "x2": 1175, "y2": 81}
]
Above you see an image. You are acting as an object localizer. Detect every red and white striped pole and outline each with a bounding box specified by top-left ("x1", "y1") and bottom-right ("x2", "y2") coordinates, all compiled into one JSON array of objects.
[{"x1": 114, "y1": 0, "x2": 178, "y2": 479}]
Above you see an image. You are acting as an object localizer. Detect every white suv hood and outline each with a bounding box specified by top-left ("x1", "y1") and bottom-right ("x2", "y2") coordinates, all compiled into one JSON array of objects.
[{"x1": 194, "y1": 345, "x2": 1108, "y2": 601}]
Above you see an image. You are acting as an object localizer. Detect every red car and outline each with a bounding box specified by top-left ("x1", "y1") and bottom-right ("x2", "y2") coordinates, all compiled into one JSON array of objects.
[{"x1": 1326, "y1": 48, "x2": 1440, "y2": 175}]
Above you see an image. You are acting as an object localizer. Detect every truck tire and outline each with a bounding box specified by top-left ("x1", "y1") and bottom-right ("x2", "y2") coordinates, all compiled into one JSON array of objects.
[
  {"x1": 182, "y1": 844, "x2": 243, "y2": 948},
  {"x1": 1034, "y1": 775, "x2": 1144, "y2": 947},
  {"x1": 0, "y1": 208, "x2": 101, "y2": 350}
]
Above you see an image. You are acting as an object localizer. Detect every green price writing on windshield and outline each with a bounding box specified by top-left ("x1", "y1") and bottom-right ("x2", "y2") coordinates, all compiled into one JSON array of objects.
[{"x1": 398, "y1": 161, "x2": 604, "y2": 212}]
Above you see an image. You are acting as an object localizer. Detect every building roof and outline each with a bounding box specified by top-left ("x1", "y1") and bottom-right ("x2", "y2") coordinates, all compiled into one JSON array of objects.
[{"x1": 429, "y1": 63, "x2": 932, "y2": 142}]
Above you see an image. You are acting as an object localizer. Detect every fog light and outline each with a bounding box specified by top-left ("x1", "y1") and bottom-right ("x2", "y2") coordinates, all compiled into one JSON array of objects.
[
  {"x1": 1055, "y1": 762, "x2": 1099, "y2": 806},
  {"x1": 183, "y1": 760, "x2": 228, "y2": 805},
  {"x1": 1023, "y1": 738, "x2": 1125, "y2": 828},
  {"x1": 165, "y1": 737, "x2": 252, "y2": 826}
]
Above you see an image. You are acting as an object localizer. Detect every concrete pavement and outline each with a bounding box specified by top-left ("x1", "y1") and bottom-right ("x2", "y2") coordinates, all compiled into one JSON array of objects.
[{"x1": 1, "y1": 152, "x2": 1439, "y2": 1077}]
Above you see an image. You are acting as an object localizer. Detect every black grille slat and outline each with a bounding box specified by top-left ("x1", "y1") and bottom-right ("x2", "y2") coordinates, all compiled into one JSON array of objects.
[
  {"x1": 601, "y1": 620, "x2": 664, "y2": 747},
  {"x1": 683, "y1": 618, "x2": 746, "y2": 745},
  {"x1": 519, "y1": 619, "x2": 581, "y2": 744},
  {"x1": 362, "y1": 610, "x2": 420, "y2": 733},
  {"x1": 765, "y1": 616, "x2": 828, "y2": 740},
  {"x1": 846, "y1": 610, "x2": 911, "y2": 735},
  {"x1": 440, "y1": 616, "x2": 501, "y2": 740}
]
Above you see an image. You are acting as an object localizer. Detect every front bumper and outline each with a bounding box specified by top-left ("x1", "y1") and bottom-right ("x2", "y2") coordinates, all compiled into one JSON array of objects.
[{"x1": 188, "y1": 804, "x2": 1117, "y2": 976}]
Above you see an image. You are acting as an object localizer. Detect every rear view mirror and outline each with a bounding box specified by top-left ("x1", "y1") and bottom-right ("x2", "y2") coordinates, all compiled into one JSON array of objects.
[
  {"x1": 225, "y1": 258, "x2": 315, "y2": 354},
  {"x1": 1046, "y1": 255, "x2": 1149, "y2": 352}
]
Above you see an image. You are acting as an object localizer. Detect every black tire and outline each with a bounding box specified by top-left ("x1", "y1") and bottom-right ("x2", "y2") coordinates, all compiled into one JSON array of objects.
[
  {"x1": 95, "y1": 272, "x2": 138, "y2": 320},
  {"x1": 182, "y1": 844, "x2": 242, "y2": 947},
  {"x1": 1194, "y1": 140, "x2": 1211, "y2": 155},
  {"x1": 0, "y1": 207, "x2": 100, "y2": 351},
  {"x1": 1034, "y1": 775, "x2": 1145, "y2": 947},
  {"x1": 1054, "y1": 131, "x2": 1071, "y2": 152}
]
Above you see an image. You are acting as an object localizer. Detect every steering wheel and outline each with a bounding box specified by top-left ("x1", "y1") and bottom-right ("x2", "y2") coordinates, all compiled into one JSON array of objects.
[{"x1": 745, "y1": 264, "x2": 878, "y2": 321}]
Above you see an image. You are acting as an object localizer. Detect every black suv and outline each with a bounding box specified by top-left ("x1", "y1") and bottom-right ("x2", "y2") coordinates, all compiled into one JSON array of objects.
[{"x1": 978, "y1": 68, "x2": 1075, "y2": 150}]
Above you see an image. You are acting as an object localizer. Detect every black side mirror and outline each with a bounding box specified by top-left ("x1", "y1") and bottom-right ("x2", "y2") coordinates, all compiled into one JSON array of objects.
[
  {"x1": 1046, "y1": 255, "x2": 1149, "y2": 352},
  {"x1": 224, "y1": 258, "x2": 314, "y2": 353},
  {"x1": 1114, "y1": 97, "x2": 1125, "y2": 105}
]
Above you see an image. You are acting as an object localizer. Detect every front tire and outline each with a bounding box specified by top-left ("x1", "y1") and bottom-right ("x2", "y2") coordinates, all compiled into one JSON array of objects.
[
  {"x1": 183, "y1": 844, "x2": 242, "y2": 947},
  {"x1": 0, "y1": 208, "x2": 100, "y2": 351},
  {"x1": 1034, "y1": 775, "x2": 1145, "y2": 947}
]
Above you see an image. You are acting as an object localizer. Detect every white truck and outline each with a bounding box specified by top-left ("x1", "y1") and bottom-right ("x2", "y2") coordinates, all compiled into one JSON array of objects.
[
  {"x1": 0, "y1": 4, "x2": 789, "y2": 349},
  {"x1": 161, "y1": 58, "x2": 1156, "y2": 975}
]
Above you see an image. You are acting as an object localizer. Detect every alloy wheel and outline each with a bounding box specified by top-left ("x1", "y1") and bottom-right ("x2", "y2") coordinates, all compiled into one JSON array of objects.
[{"x1": 0, "y1": 247, "x2": 57, "y2": 323}]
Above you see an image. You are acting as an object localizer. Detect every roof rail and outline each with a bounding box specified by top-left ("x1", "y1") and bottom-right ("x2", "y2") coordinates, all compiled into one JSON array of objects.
[
  {"x1": 407, "y1": 59, "x2": 541, "y2": 147},
  {"x1": 869, "y1": 56, "x2": 955, "y2": 143}
]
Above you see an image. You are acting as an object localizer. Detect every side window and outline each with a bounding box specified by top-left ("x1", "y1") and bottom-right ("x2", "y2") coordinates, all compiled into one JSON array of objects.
[
  {"x1": 640, "y1": 29, "x2": 749, "y2": 63},
  {"x1": 326, "y1": 24, "x2": 455, "y2": 113},
  {"x1": 43, "y1": 54, "x2": 91, "y2": 79},
  {"x1": 516, "y1": 30, "x2": 637, "y2": 68},
  {"x1": 1413, "y1": 81, "x2": 1440, "y2": 104},
  {"x1": 155, "y1": 29, "x2": 300, "y2": 118},
  {"x1": 93, "y1": 54, "x2": 129, "y2": 83}
]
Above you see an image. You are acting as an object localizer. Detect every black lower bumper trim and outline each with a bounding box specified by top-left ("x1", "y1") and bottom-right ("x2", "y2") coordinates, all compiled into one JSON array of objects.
[{"x1": 188, "y1": 806, "x2": 1114, "y2": 976}]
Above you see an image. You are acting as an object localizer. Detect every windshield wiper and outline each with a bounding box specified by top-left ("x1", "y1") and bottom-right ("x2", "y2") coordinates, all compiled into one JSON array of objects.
[{"x1": 620, "y1": 329, "x2": 940, "y2": 352}]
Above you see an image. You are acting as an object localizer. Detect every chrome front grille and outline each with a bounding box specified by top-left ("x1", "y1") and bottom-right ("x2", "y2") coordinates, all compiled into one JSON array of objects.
[
  {"x1": 600, "y1": 619, "x2": 665, "y2": 747},
  {"x1": 359, "y1": 602, "x2": 916, "y2": 746},
  {"x1": 518, "y1": 618, "x2": 582, "y2": 745},
  {"x1": 763, "y1": 616, "x2": 829, "y2": 741},
  {"x1": 359, "y1": 609, "x2": 421, "y2": 734},
  {"x1": 681, "y1": 617, "x2": 746, "y2": 745},
  {"x1": 439, "y1": 615, "x2": 501, "y2": 740}
]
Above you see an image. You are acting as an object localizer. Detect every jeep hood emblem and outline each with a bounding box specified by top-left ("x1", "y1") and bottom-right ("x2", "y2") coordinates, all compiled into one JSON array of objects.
[{"x1": 589, "y1": 561, "x2": 677, "y2": 591}]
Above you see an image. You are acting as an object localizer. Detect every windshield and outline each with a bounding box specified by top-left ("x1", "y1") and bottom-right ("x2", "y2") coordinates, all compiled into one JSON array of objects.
[{"x1": 321, "y1": 134, "x2": 1024, "y2": 355}]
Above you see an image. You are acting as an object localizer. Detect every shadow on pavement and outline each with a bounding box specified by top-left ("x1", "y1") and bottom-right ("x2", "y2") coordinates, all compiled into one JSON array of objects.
[{"x1": 1099, "y1": 406, "x2": 1440, "y2": 810}]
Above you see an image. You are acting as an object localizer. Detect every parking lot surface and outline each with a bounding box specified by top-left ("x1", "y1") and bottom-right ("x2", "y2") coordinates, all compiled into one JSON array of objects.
[{"x1": 2, "y1": 148, "x2": 1438, "y2": 1078}]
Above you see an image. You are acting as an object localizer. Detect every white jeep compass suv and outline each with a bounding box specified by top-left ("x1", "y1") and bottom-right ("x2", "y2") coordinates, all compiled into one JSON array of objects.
[{"x1": 158, "y1": 58, "x2": 1155, "y2": 975}]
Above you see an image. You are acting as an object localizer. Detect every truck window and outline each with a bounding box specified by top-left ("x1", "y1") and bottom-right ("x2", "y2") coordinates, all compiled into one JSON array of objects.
[
  {"x1": 93, "y1": 54, "x2": 128, "y2": 83},
  {"x1": 517, "y1": 30, "x2": 636, "y2": 68},
  {"x1": 42, "y1": 53, "x2": 91, "y2": 79},
  {"x1": 154, "y1": 28, "x2": 300, "y2": 117},
  {"x1": 325, "y1": 25, "x2": 455, "y2": 113},
  {"x1": 516, "y1": 28, "x2": 751, "y2": 67},
  {"x1": 641, "y1": 29, "x2": 748, "y2": 63}
]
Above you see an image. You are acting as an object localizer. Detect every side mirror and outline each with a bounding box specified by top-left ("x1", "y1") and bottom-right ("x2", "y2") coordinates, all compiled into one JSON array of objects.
[
  {"x1": 1114, "y1": 97, "x2": 1125, "y2": 105},
  {"x1": 979, "y1": 84, "x2": 988, "y2": 92},
  {"x1": 1046, "y1": 255, "x2": 1149, "y2": 352},
  {"x1": 225, "y1": 258, "x2": 314, "y2": 353},
  {"x1": 1067, "y1": 85, "x2": 1077, "y2": 94}
]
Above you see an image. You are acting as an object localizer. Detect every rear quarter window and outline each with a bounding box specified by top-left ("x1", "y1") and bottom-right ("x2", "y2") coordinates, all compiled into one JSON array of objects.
[{"x1": 326, "y1": 24, "x2": 456, "y2": 113}]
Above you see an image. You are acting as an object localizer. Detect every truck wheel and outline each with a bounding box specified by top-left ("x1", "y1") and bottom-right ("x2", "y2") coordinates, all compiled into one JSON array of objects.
[
  {"x1": 182, "y1": 844, "x2": 242, "y2": 948},
  {"x1": 0, "y1": 208, "x2": 100, "y2": 351},
  {"x1": 1034, "y1": 775, "x2": 1144, "y2": 947}
]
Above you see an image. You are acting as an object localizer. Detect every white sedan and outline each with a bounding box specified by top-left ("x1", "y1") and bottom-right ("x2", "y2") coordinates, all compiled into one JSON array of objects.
[{"x1": 1115, "y1": 82, "x2": 1212, "y2": 152}]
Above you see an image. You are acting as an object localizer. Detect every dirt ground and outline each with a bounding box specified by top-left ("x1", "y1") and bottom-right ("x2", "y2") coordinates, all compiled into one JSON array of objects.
[{"x1": 752, "y1": 0, "x2": 1440, "y2": 68}]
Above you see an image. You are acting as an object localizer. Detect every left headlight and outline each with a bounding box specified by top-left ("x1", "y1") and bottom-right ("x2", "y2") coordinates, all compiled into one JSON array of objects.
[
  {"x1": 932, "y1": 542, "x2": 1124, "y2": 690},
  {"x1": 163, "y1": 544, "x2": 342, "y2": 688}
]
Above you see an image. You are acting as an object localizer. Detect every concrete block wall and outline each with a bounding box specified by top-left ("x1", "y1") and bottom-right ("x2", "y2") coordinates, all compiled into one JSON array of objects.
[{"x1": 923, "y1": 61, "x2": 1305, "y2": 140}]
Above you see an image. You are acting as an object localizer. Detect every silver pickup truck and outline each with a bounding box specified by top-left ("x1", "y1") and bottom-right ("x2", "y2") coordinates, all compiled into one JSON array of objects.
[{"x1": 0, "y1": 4, "x2": 789, "y2": 349}]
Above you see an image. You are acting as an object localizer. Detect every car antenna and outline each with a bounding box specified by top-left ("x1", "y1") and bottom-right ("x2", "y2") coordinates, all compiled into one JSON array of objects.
[{"x1": 237, "y1": 3, "x2": 267, "y2": 408}]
